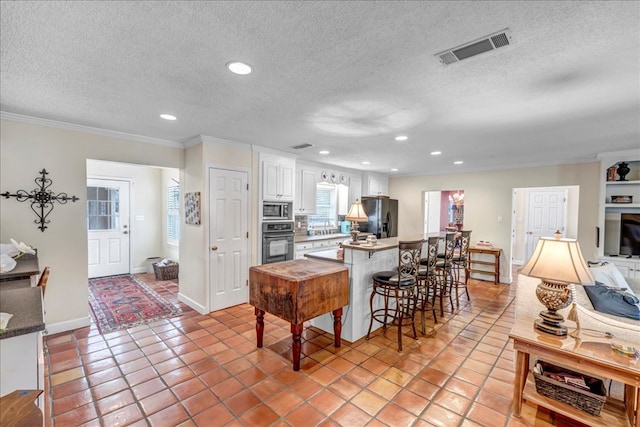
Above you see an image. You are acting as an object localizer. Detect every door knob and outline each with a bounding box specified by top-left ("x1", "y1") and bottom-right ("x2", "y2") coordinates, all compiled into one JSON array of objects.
[
  {"x1": 123, "y1": 231, "x2": 129, "y2": 234},
  {"x1": 211, "y1": 246, "x2": 218, "y2": 251}
]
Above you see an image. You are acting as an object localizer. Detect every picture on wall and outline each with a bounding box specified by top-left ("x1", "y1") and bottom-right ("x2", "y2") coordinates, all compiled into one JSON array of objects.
[{"x1": 185, "y1": 192, "x2": 201, "y2": 225}]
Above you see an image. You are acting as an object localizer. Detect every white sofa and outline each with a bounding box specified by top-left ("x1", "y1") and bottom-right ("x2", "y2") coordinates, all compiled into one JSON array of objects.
[{"x1": 515, "y1": 263, "x2": 640, "y2": 345}]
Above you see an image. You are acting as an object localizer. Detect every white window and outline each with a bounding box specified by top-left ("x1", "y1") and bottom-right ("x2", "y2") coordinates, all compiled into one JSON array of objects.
[
  {"x1": 308, "y1": 183, "x2": 337, "y2": 228},
  {"x1": 167, "y1": 185, "x2": 180, "y2": 243}
]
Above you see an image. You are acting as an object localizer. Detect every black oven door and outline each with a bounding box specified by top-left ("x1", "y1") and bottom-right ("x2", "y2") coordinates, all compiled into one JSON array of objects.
[{"x1": 262, "y1": 233, "x2": 294, "y2": 264}]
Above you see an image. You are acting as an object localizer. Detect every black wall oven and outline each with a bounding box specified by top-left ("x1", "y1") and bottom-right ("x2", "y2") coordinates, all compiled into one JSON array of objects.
[{"x1": 262, "y1": 221, "x2": 294, "y2": 264}]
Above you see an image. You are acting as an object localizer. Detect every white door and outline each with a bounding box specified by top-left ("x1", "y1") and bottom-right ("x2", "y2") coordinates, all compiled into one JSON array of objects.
[
  {"x1": 209, "y1": 168, "x2": 249, "y2": 311},
  {"x1": 87, "y1": 179, "x2": 130, "y2": 278},
  {"x1": 423, "y1": 191, "x2": 442, "y2": 234},
  {"x1": 524, "y1": 189, "x2": 567, "y2": 261}
]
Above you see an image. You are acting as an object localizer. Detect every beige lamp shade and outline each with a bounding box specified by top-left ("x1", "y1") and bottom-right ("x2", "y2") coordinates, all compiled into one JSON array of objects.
[
  {"x1": 520, "y1": 237, "x2": 594, "y2": 285},
  {"x1": 346, "y1": 199, "x2": 368, "y2": 222}
]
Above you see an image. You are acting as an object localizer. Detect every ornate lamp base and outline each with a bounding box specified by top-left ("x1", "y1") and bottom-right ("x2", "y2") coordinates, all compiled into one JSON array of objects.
[{"x1": 535, "y1": 280, "x2": 572, "y2": 336}]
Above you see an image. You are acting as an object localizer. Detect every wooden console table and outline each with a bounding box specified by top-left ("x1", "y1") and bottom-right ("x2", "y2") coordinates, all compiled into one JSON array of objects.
[
  {"x1": 467, "y1": 246, "x2": 500, "y2": 284},
  {"x1": 249, "y1": 259, "x2": 349, "y2": 371},
  {"x1": 510, "y1": 319, "x2": 639, "y2": 427}
]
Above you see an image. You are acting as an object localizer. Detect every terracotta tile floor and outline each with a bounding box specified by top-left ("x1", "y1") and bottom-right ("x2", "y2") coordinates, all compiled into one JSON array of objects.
[{"x1": 43, "y1": 273, "x2": 587, "y2": 426}]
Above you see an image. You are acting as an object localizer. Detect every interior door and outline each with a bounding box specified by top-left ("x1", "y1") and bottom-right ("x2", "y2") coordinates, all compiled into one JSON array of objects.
[
  {"x1": 209, "y1": 167, "x2": 249, "y2": 311},
  {"x1": 524, "y1": 189, "x2": 567, "y2": 261},
  {"x1": 87, "y1": 178, "x2": 130, "y2": 278}
]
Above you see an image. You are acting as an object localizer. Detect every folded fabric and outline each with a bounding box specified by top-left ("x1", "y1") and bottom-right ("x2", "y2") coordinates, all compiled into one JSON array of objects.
[
  {"x1": 583, "y1": 282, "x2": 640, "y2": 320},
  {"x1": 588, "y1": 262, "x2": 632, "y2": 292}
]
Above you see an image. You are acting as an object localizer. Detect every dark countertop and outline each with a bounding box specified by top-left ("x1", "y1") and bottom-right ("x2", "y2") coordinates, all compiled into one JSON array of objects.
[
  {"x1": 304, "y1": 249, "x2": 344, "y2": 263},
  {"x1": 0, "y1": 287, "x2": 45, "y2": 339},
  {"x1": 0, "y1": 253, "x2": 39, "y2": 281}
]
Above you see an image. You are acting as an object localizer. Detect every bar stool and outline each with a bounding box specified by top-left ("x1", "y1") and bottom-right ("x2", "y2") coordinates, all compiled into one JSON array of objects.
[
  {"x1": 366, "y1": 240, "x2": 422, "y2": 352},
  {"x1": 451, "y1": 230, "x2": 472, "y2": 307},
  {"x1": 435, "y1": 232, "x2": 456, "y2": 316},
  {"x1": 417, "y1": 236, "x2": 439, "y2": 334}
]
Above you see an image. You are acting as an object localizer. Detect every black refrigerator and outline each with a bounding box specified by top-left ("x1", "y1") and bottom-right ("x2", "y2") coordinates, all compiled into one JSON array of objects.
[{"x1": 359, "y1": 197, "x2": 399, "y2": 238}]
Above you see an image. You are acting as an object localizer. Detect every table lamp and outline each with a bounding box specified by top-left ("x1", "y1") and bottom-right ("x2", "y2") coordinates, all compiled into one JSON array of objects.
[
  {"x1": 345, "y1": 199, "x2": 369, "y2": 244},
  {"x1": 519, "y1": 232, "x2": 593, "y2": 336}
]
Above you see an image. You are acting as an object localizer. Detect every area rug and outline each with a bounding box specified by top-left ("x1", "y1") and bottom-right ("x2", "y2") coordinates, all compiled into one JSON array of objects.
[{"x1": 88, "y1": 274, "x2": 182, "y2": 334}]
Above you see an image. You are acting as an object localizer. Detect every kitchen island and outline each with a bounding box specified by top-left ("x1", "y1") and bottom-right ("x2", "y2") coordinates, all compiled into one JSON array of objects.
[{"x1": 306, "y1": 238, "x2": 401, "y2": 342}]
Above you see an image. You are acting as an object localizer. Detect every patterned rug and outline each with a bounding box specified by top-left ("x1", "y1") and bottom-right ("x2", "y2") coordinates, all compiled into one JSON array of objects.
[{"x1": 88, "y1": 274, "x2": 182, "y2": 334}]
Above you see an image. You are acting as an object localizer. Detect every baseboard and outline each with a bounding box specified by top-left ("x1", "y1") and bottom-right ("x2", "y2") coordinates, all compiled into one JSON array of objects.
[
  {"x1": 132, "y1": 267, "x2": 147, "y2": 274},
  {"x1": 178, "y1": 292, "x2": 207, "y2": 314},
  {"x1": 46, "y1": 316, "x2": 91, "y2": 335}
]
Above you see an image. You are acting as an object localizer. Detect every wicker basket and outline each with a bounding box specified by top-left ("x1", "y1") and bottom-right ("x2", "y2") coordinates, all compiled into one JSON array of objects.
[
  {"x1": 153, "y1": 262, "x2": 179, "y2": 280},
  {"x1": 533, "y1": 360, "x2": 606, "y2": 416}
]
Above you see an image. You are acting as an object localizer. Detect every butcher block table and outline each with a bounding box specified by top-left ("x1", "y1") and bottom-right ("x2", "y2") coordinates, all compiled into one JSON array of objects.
[{"x1": 249, "y1": 259, "x2": 349, "y2": 371}]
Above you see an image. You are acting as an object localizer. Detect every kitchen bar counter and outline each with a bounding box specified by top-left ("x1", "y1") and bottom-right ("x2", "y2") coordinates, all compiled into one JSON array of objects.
[
  {"x1": 294, "y1": 233, "x2": 350, "y2": 243},
  {"x1": 0, "y1": 287, "x2": 45, "y2": 339}
]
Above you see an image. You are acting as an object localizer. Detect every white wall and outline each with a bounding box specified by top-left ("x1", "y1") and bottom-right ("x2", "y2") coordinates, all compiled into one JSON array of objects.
[
  {"x1": 0, "y1": 118, "x2": 182, "y2": 333},
  {"x1": 389, "y1": 162, "x2": 600, "y2": 283}
]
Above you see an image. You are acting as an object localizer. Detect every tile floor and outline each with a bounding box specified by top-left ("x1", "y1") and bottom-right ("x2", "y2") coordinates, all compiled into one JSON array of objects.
[{"x1": 43, "y1": 273, "x2": 587, "y2": 427}]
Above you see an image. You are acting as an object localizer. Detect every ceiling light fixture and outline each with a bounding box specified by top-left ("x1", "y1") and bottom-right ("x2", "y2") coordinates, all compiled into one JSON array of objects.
[
  {"x1": 226, "y1": 61, "x2": 253, "y2": 75},
  {"x1": 390, "y1": 168, "x2": 398, "y2": 172},
  {"x1": 395, "y1": 135, "x2": 408, "y2": 141},
  {"x1": 319, "y1": 150, "x2": 330, "y2": 155},
  {"x1": 430, "y1": 151, "x2": 442, "y2": 156},
  {"x1": 454, "y1": 161, "x2": 464, "y2": 165},
  {"x1": 160, "y1": 114, "x2": 176, "y2": 121},
  {"x1": 361, "y1": 161, "x2": 370, "y2": 165}
]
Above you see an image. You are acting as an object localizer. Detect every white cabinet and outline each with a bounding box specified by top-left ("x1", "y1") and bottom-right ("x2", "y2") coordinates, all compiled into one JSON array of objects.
[
  {"x1": 294, "y1": 169, "x2": 317, "y2": 214},
  {"x1": 363, "y1": 173, "x2": 388, "y2": 196},
  {"x1": 295, "y1": 242, "x2": 314, "y2": 259},
  {"x1": 262, "y1": 156, "x2": 295, "y2": 201},
  {"x1": 597, "y1": 150, "x2": 640, "y2": 258}
]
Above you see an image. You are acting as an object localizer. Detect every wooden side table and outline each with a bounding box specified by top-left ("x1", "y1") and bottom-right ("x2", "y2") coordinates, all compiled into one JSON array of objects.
[
  {"x1": 510, "y1": 319, "x2": 639, "y2": 427},
  {"x1": 467, "y1": 246, "x2": 500, "y2": 284},
  {"x1": 249, "y1": 259, "x2": 349, "y2": 371}
]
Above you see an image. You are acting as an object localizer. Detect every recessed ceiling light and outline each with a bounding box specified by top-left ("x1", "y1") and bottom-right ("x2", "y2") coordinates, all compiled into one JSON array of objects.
[
  {"x1": 390, "y1": 168, "x2": 398, "y2": 172},
  {"x1": 454, "y1": 160, "x2": 464, "y2": 165},
  {"x1": 395, "y1": 135, "x2": 408, "y2": 141},
  {"x1": 430, "y1": 151, "x2": 442, "y2": 156},
  {"x1": 361, "y1": 161, "x2": 370, "y2": 165},
  {"x1": 226, "y1": 61, "x2": 253, "y2": 75},
  {"x1": 160, "y1": 114, "x2": 177, "y2": 121},
  {"x1": 319, "y1": 150, "x2": 330, "y2": 155}
]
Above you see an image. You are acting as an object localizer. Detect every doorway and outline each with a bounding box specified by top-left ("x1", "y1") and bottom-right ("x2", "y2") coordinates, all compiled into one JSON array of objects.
[
  {"x1": 422, "y1": 189, "x2": 464, "y2": 234},
  {"x1": 208, "y1": 167, "x2": 250, "y2": 311},
  {"x1": 87, "y1": 178, "x2": 131, "y2": 278},
  {"x1": 511, "y1": 186, "x2": 578, "y2": 281}
]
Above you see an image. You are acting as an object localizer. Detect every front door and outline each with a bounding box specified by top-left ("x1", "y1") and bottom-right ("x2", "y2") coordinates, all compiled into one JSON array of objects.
[
  {"x1": 209, "y1": 168, "x2": 249, "y2": 311},
  {"x1": 524, "y1": 189, "x2": 567, "y2": 261},
  {"x1": 87, "y1": 178, "x2": 131, "y2": 278}
]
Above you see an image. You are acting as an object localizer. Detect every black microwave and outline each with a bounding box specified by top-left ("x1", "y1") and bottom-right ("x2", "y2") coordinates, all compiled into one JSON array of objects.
[{"x1": 263, "y1": 202, "x2": 292, "y2": 220}]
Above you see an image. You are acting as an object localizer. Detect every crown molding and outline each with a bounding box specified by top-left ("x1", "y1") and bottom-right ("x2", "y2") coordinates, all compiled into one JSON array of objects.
[
  {"x1": 0, "y1": 111, "x2": 183, "y2": 148},
  {"x1": 184, "y1": 135, "x2": 251, "y2": 151}
]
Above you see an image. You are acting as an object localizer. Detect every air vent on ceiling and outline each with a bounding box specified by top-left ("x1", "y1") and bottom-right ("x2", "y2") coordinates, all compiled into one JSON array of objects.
[
  {"x1": 291, "y1": 143, "x2": 314, "y2": 150},
  {"x1": 435, "y1": 28, "x2": 513, "y2": 65}
]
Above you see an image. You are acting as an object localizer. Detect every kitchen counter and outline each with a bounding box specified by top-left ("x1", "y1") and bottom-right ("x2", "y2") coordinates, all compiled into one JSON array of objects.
[
  {"x1": 0, "y1": 287, "x2": 45, "y2": 339},
  {"x1": 304, "y1": 249, "x2": 343, "y2": 263},
  {"x1": 294, "y1": 233, "x2": 351, "y2": 243},
  {"x1": 341, "y1": 237, "x2": 400, "y2": 252}
]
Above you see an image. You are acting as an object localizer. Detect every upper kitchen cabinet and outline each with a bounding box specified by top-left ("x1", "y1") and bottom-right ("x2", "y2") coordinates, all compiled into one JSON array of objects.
[
  {"x1": 295, "y1": 169, "x2": 317, "y2": 214},
  {"x1": 363, "y1": 173, "x2": 388, "y2": 196},
  {"x1": 348, "y1": 176, "x2": 362, "y2": 207},
  {"x1": 261, "y1": 154, "x2": 295, "y2": 201}
]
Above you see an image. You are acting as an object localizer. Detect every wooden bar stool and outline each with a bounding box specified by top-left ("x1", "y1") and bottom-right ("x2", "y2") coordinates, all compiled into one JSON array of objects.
[
  {"x1": 434, "y1": 232, "x2": 456, "y2": 316},
  {"x1": 451, "y1": 230, "x2": 472, "y2": 307},
  {"x1": 417, "y1": 236, "x2": 440, "y2": 334},
  {"x1": 366, "y1": 240, "x2": 422, "y2": 352}
]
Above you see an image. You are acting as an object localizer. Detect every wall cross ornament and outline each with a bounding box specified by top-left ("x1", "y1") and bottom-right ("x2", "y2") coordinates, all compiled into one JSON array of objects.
[{"x1": 1, "y1": 168, "x2": 79, "y2": 232}]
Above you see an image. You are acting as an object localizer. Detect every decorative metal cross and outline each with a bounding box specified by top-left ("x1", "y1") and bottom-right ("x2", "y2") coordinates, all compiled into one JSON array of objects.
[{"x1": 1, "y1": 169, "x2": 79, "y2": 232}]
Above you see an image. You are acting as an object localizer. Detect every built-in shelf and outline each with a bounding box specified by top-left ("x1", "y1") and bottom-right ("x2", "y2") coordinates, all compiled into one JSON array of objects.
[
  {"x1": 604, "y1": 203, "x2": 640, "y2": 208},
  {"x1": 605, "y1": 180, "x2": 640, "y2": 185}
]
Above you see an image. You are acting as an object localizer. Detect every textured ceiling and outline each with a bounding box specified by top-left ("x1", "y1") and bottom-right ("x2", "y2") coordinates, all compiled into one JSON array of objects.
[{"x1": 1, "y1": 1, "x2": 639, "y2": 175}]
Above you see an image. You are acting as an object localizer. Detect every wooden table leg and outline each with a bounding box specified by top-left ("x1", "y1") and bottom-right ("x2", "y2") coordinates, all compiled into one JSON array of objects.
[
  {"x1": 332, "y1": 307, "x2": 343, "y2": 348},
  {"x1": 291, "y1": 323, "x2": 303, "y2": 371},
  {"x1": 255, "y1": 308, "x2": 264, "y2": 348},
  {"x1": 512, "y1": 349, "x2": 529, "y2": 417}
]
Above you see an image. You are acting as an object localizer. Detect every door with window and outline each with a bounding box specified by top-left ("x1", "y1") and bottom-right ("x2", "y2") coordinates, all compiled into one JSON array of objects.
[{"x1": 87, "y1": 179, "x2": 130, "y2": 278}]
